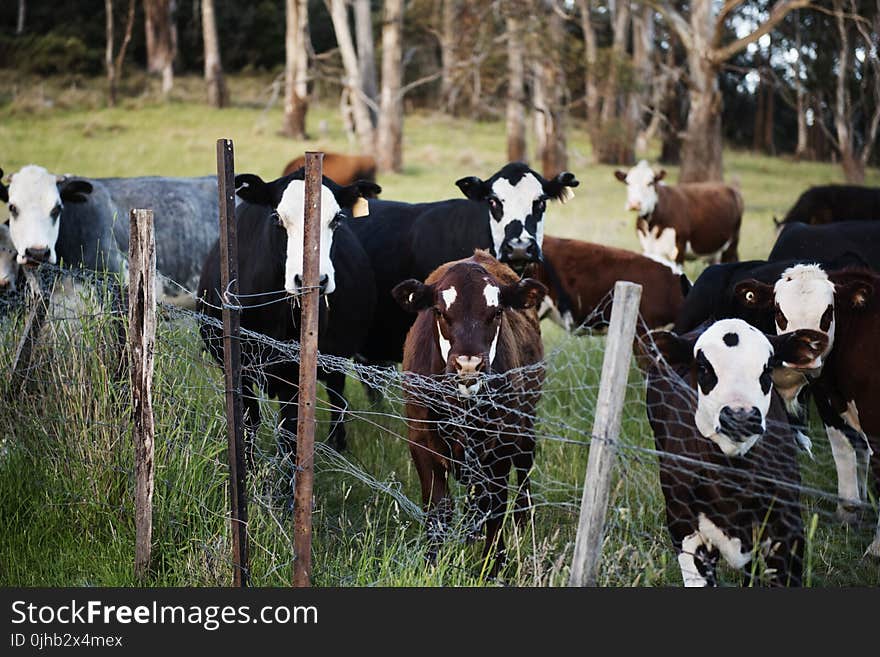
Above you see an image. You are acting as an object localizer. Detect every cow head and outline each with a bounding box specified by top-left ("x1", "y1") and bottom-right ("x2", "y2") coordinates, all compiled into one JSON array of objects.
[
  {"x1": 235, "y1": 169, "x2": 381, "y2": 297},
  {"x1": 455, "y1": 163, "x2": 578, "y2": 274},
  {"x1": 3, "y1": 165, "x2": 93, "y2": 266},
  {"x1": 614, "y1": 160, "x2": 665, "y2": 216},
  {"x1": 652, "y1": 319, "x2": 827, "y2": 457},
  {"x1": 392, "y1": 260, "x2": 546, "y2": 397},
  {"x1": 0, "y1": 223, "x2": 19, "y2": 292},
  {"x1": 734, "y1": 264, "x2": 836, "y2": 371}
]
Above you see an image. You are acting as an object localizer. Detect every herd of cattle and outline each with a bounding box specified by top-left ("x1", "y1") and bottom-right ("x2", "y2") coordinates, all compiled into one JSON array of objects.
[{"x1": 0, "y1": 153, "x2": 879, "y2": 586}]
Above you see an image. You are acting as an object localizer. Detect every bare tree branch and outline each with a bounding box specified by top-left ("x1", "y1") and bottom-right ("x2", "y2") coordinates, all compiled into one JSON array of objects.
[
  {"x1": 650, "y1": 1, "x2": 694, "y2": 52},
  {"x1": 709, "y1": 0, "x2": 812, "y2": 64}
]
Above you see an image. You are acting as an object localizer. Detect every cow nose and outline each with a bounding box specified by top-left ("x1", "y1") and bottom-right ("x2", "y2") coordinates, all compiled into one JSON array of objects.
[
  {"x1": 0, "y1": 277, "x2": 9, "y2": 289},
  {"x1": 24, "y1": 246, "x2": 50, "y2": 264},
  {"x1": 501, "y1": 238, "x2": 541, "y2": 267},
  {"x1": 717, "y1": 406, "x2": 764, "y2": 440},
  {"x1": 454, "y1": 355, "x2": 484, "y2": 378},
  {"x1": 627, "y1": 201, "x2": 641, "y2": 212}
]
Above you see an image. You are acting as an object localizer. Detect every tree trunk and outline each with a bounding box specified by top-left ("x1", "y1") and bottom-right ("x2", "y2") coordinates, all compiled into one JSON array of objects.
[
  {"x1": 353, "y1": 0, "x2": 378, "y2": 126},
  {"x1": 601, "y1": 0, "x2": 630, "y2": 124},
  {"x1": 793, "y1": 14, "x2": 809, "y2": 160},
  {"x1": 632, "y1": 3, "x2": 655, "y2": 154},
  {"x1": 202, "y1": 0, "x2": 228, "y2": 108},
  {"x1": 328, "y1": 0, "x2": 374, "y2": 150},
  {"x1": 282, "y1": 0, "x2": 309, "y2": 139},
  {"x1": 506, "y1": 13, "x2": 527, "y2": 163},
  {"x1": 144, "y1": 0, "x2": 177, "y2": 95},
  {"x1": 16, "y1": 0, "x2": 26, "y2": 34},
  {"x1": 440, "y1": 0, "x2": 457, "y2": 111},
  {"x1": 377, "y1": 0, "x2": 404, "y2": 172},
  {"x1": 106, "y1": 0, "x2": 117, "y2": 106},
  {"x1": 532, "y1": 5, "x2": 567, "y2": 178}
]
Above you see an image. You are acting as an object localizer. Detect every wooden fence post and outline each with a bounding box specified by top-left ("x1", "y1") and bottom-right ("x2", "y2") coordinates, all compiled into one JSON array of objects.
[
  {"x1": 217, "y1": 138, "x2": 250, "y2": 587},
  {"x1": 130, "y1": 208, "x2": 156, "y2": 581},
  {"x1": 293, "y1": 151, "x2": 323, "y2": 588},
  {"x1": 10, "y1": 268, "x2": 49, "y2": 390},
  {"x1": 569, "y1": 281, "x2": 642, "y2": 587}
]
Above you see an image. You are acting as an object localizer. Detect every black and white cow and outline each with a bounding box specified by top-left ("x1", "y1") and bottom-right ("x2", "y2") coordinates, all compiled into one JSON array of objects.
[
  {"x1": 646, "y1": 318, "x2": 828, "y2": 586},
  {"x1": 197, "y1": 169, "x2": 380, "y2": 459},
  {"x1": 345, "y1": 162, "x2": 578, "y2": 367},
  {"x1": 3, "y1": 164, "x2": 220, "y2": 300}
]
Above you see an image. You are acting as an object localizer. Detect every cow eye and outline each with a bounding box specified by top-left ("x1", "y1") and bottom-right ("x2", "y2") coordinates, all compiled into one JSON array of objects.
[
  {"x1": 760, "y1": 363, "x2": 773, "y2": 395},
  {"x1": 271, "y1": 211, "x2": 283, "y2": 227},
  {"x1": 695, "y1": 351, "x2": 717, "y2": 394},
  {"x1": 820, "y1": 304, "x2": 834, "y2": 332},
  {"x1": 329, "y1": 212, "x2": 342, "y2": 230},
  {"x1": 50, "y1": 204, "x2": 61, "y2": 220},
  {"x1": 8, "y1": 204, "x2": 17, "y2": 218},
  {"x1": 494, "y1": 307, "x2": 503, "y2": 319},
  {"x1": 774, "y1": 305, "x2": 788, "y2": 330},
  {"x1": 533, "y1": 199, "x2": 546, "y2": 214},
  {"x1": 487, "y1": 197, "x2": 502, "y2": 220}
]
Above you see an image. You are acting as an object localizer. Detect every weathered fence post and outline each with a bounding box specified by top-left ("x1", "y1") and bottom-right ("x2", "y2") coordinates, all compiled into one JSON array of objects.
[
  {"x1": 569, "y1": 281, "x2": 642, "y2": 587},
  {"x1": 10, "y1": 268, "x2": 49, "y2": 390},
  {"x1": 129, "y1": 208, "x2": 156, "y2": 581},
  {"x1": 217, "y1": 138, "x2": 250, "y2": 587},
  {"x1": 293, "y1": 151, "x2": 323, "y2": 588}
]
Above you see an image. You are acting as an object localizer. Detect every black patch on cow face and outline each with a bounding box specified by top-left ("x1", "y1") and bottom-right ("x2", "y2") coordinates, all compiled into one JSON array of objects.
[
  {"x1": 695, "y1": 349, "x2": 718, "y2": 395},
  {"x1": 774, "y1": 303, "x2": 788, "y2": 330},
  {"x1": 524, "y1": 210, "x2": 539, "y2": 238},
  {"x1": 504, "y1": 220, "x2": 524, "y2": 242},
  {"x1": 759, "y1": 361, "x2": 773, "y2": 395},
  {"x1": 722, "y1": 332, "x2": 739, "y2": 347},
  {"x1": 819, "y1": 304, "x2": 833, "y2": 332},
  {"x1": 487, "y1": 196, "x2": 503, "y2": 221}
]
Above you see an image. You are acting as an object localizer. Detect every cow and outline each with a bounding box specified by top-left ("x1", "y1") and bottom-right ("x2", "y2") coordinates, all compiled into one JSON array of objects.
[
  {"x1": 2, "y1": 164, "x2": 220, "y2": 301},
  {"x1": 770, "y1": 220, "x2": 880, "y2": 271},
  {"x1": 346, "y1": 162, "x2": 578, "y2": 369},
  {"x1": 808, "y1": 269, "x2": 880, "y2": 556},
  {"x1": 197, "y1": 169, "x2": 380, "y2": 461},
  {"x1": 645, "y1": 318, "x2": 828, "y2": 586},
  {"x1": 282, "y1": 152, "x2": 377, "y2": 185},
  {"x1": 614, "y1": 160, "x2": 743, "y2": 266},
  {"x1": 391, "y1": 250, "x2": 547, "y2": 575},
  {"x1": 774, "y1": 184, "x2": 880, "y2": 228},
  {"x1": 533, "y1": 235, "x2": 689, "y2": 333},
  {"x1": 0, "y1": 223, "x2": 19, "y2": 294}
]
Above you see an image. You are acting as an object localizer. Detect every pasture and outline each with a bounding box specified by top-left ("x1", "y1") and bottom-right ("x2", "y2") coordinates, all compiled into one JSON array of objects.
[{"x1": 1, "y1": 73, "x2": 878, "y2": 586}]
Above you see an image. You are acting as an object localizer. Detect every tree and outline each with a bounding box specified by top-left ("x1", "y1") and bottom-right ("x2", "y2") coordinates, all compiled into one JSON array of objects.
[
  {"x1": 532, "y1": 2, "x2": 568, "y2": 177},
  {"x1": 577, "y1": 0, "x2": 600, "y2": 135},
  {"x1": 105, "y1": 0, "x2": 135, "y2": 107},
  {"x1": 144, "y1": 0, "x2": 177, "y2": 95},
  {"x1": 282, "y1": 0, "x2": 310, "y2": 139},
  {"x1": 327, "y1": 0, "x2": 375, "y2": 151},
  {"x1": 439, "y1": 0, "x2": 458, "y2": 111},
  {"x1": 376, "y1": 0, "x2": 404, "y2": 172},
  {"x1": 353, "y1": 0, "x2": 378, "y2": 124},
  {"x1": 652, "y1": 0, "x2": 810, "y2": 182},
  {"x1": 202, "y1": 0, "x2": 228, "y2": 108},
  {"x1": 16, "y1": 0, "x2": 26, "y2": 34},
  {"x1": 505, "y1": 7, "x2": 527, "y2": 162}
]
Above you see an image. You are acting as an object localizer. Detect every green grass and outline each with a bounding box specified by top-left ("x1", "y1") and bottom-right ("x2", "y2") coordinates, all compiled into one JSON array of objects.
[{"x1": 0, "y1": 73, "x2": 878, "y2": 587}]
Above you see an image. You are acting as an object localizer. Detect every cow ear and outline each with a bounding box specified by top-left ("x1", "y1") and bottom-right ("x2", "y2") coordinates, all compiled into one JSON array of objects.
[
  {"x1": 679, "y1": 273, "x2": 692, "y2": 298},
  {"x1": 58, "y1": 179, "x2": 93, "y2": 203},
  {"x1": 234, "y1": 174, "x2": 273, "y2": 205},
  {"x1": 455, "y1": 176, "x2": 489, "y2": 201},
  {"x1": 501, "y1": 278, "x2": 547, "y2": 310},
  {"x1": 392, "y1": 279, "x2": 434, "y2": 313},
  {"x1": 769, "y1": 329, "x2": 828, "y2": 367},
  {"x1": 734, "y1": 279, "x2": 774, "y2": 309},
  {"x1": 613, "y1": 170, "x2": 627, "y2": 183},
  {"x1": 648, "y1": 330, "x2": 696, "y2": 367},
  {"x1": 0, "y1": 168, "x2": 7, "y2": 203},
  {"x1": 335, "y1": 180, "x2": 382, "y2": 215},
  {"x1": 654, "y1": 169, "x2": 666, "y2": 184},
  {"x1": 836, "y1": 279, "x2": 874, "y2": 310},
  {"x1": 543, "y1": 171, "x2": 579, "y2": 203}
]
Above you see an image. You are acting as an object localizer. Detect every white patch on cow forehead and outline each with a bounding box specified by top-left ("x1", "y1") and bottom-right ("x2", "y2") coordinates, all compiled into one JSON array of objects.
[
  {"x1": 441, "y1": 286, "x2": 457, "y2": 308},
  {"x1": 774, "y1": 264, "x2": 834, "y2": 316},
  {"x1": 276, "y1": 180, "x2": 341, "y2": 225},
  {"x1": 8, "y1": 164, "x2": 60, "y2": 207},
  {"x1": 491, "y1": 172, "x2": 543, "y2": 204},
  {"x1": 483, "y1": 283, "x2": 500, "y2": 307},
  {"x1": 695, "y1": 319, "x2": 771, "y2": 359},
  {"x1": 625, "y1": 160, "x2": 656, "y2": 185}
]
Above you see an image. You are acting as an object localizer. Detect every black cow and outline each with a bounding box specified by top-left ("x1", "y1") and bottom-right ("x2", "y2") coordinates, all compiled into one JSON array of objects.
[
  {"x1": 197, "y1": 170, "x2": 380, "y2": 460},
  {"x1": 345, "y1": 162, "x2": 578, "y2": 367},
  {"x1": 770, "y1": 221, "x2": 880, "y2": 271},
  {"x1": 775, "y1": 185, "x2": 880, "y2": 227}
]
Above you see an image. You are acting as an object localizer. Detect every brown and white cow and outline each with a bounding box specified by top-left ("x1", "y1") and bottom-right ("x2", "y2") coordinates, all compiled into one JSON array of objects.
[
  {"x1": 614, "y1": 160, "x2": 743, "y2": 266},
  {"x1": 645, "y1": 318, "x2": 828, "y2": 586},
  {"x1": 392, "y1": 250, "x2": 546, "y2": 575},
  {"x1": 533, "y1": 235, "x2": 689, "y2": 333},
  {"x1": 282, "y1": 152, "x2": 377, "y2": 185},
  {"x1": 808, "y1": 269, "x2": 880, "y2": 557}
]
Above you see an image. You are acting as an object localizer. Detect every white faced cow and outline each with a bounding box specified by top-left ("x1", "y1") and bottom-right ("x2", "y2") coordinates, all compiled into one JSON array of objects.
[
  {"x1": 646, "y1": 318, "x2": 828, "y2": 586},
  {"x1": 615, "y1": 160, "x2": 743, "y2": 268},
  {"x1": 0, "y1": 223, "x2": 19, "y2": 293}
]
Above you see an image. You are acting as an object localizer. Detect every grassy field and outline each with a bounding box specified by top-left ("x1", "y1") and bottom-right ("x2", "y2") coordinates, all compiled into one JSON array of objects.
[{"x1": 0, "y1": 73, "x2": 878, "y2": 587}]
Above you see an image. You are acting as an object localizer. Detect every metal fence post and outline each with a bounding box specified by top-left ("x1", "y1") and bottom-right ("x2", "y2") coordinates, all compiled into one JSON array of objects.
[
  {"x1": 293, "y1": 151, "x2": 323, "y2": 588},
  {"x1": 129, "y1": 208, "x2": 156, "y2": 581},
  {"x1": 569, "y1": 281, "x2": 642, "y2": 586},
  {"x1": 217, "y1": 137, "x2": 250, "y2": 587}
]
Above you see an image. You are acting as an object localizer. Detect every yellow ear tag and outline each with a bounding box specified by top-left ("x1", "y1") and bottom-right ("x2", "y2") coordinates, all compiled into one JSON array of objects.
[
  {"x1": 559, "y1": 187, "x2": 575, "y2": 204},
  {"x1": 352, "y1": 197, "x2": 370, "y2": 218}
]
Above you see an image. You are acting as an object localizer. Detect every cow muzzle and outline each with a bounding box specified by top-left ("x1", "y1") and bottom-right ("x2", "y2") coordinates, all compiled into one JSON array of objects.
[
  {"x1": 19, "y1": 246, "x2": 51, "y2": 266},
  {"x1": 499, "y1": 238, "x2": 541, "y2": 273},
  {"x1": 716, "y1": 406, "x2": 764, "y2": 442},
  {"x1": 454, "y1": 354, "x2": 485, "y2": 397},
  {"x1": 289, "y1": 273, "x2": 330, "y2": 296},
  {"x1": 0, "y1": 276, "x2": 13, "y2": 291}
]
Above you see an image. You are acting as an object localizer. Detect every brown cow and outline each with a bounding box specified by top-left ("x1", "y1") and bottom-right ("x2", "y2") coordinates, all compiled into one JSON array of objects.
[
  {"x1": 533, "y1": 235, "x2": 689, "y2": 333},
  {"x1": 614, "y1": 160, "x2": 743, "y2": 265},
  {"x1": 809, "y1": 269, "x2": 880, "y2": 557},
  {"x1": 391, "y1": 250, "x2": 546, "y2": 575},
  {"x1": 281, "y1": 152, "x2": 377, "y2": 185}
]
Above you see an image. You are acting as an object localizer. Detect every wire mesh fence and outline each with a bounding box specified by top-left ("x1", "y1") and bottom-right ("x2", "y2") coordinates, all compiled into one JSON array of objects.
[{"x1": 0, "y1": 261, "x2": 877, "y2": 587}]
